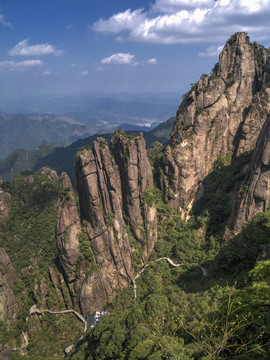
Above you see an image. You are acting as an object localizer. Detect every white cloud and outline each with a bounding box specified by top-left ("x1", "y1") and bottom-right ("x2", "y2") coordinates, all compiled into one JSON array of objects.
[
  {"x1": 0, "y1": 60, "x2": 43, "y2": 71},
  {"x1": 79, "y1": 71, "x2": 89, "y2": 76},
  {"x1": 199, "y1": 45, "x2": 224, "y2": 57},
  {"x1": 147, "y1": 58, "x2": 158, "y2": 64},
  {"x1": 42, "y1": 70, "x2": 52, "y2": 75},
  {"x1": 100, "y1": 53, "x2": 158, "y2": 66},
  {"x1": 0, "y1": 14, "x2": 12, "y2": 27},
  {"x1": 92, "y1": 0, "x2": 270, "y2": 44},
  {"x1": 9, "y1": 39, "x2": 64, "y2": 56},
  {"x1": 151, "y1": 0, "x2": 213, "y2": 13},
  {"x1": 101, "y1": 53, "x2": 135, "y2": 65},
  {"x1": 93, "y1": 8, "x2": 146, "y2": 33},
  {"x1": 239, "y1": 0, "x2": 270, "y2": 12}
]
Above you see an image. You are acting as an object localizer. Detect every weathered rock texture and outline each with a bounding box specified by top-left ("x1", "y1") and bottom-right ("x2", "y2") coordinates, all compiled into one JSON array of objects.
[
  {"x1": 55, "y1": 32, "x2": 270, "y2": 314},
  {"x1": 0, "y1": 248, "x2": 18, "y2": 322},
  {"x1": 161, "y1": 32, "x2": 270, "y2": 217},
  {"x1": 227, "y1": 114, "x2": 270, "y2": 235},
  {"x1": 56, "y1": 133, "x2": 157, "y2": 316},
  {"x1": 0, "y1": 179, "x2": 11, "y2": 228},
  {"x1": 110, "y1": 133, "x2": 157, "y2": 257},
  {"x1": 56, "y1": 173, "x2": 81, "y2": 283}
]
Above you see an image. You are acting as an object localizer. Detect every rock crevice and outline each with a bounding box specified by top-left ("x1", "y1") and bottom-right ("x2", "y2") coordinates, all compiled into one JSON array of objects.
[
  {"x1": 161, "y1": 32, "x2": 270, "y2": 217},
  {"x1": 56, "y1": 133, "x2": 157, "y2": 315}
]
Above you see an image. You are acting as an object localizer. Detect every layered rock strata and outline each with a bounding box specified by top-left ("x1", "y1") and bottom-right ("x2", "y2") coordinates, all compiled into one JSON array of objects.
[{"x1": 161, "y1": 32, "x2": 270, "y2": 217}]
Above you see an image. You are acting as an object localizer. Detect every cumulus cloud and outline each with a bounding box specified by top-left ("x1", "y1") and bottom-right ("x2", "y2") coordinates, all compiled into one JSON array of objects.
[
  {"x1": 147, "y1": 58, "x2": 158, "y2": 64},
  {"x1": 101, "y1": 53, "x2": 135, "y2": 65},
  {"x1": 9, "y1": 39, "x2": 64, "y2": 56},
  {"x1": 0, "y1": 60, "x2": 43, "y2": 71},
  {"x1": 0, "y1": 14, "x2": 12, "y2": 27},
  {"x1": 151, "y1": 0, "x2": 213, "y2": 13},
  {"x1": 92, "y1": 0, "x2": 270, "y2": 44},
  {"x1": 198, "y1": 45, "x2": 224, "y2": 57},
  {"x1": 93, "y1": 9, "x2": 146, "y2": 33},
  {"x1": 100, "y1": 53, "x2": 158, "y2": 66}
]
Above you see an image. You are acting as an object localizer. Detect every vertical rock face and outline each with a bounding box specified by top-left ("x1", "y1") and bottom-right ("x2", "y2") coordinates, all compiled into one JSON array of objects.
[
  {"x1": 110, "y1": 132, "x2": 157, "y2": 257},
  {"x1": 161, "y1": 32, "x2": 270, "y2": 217},
  {"x1": 0, "y1": 179, "x2": 11, "y2": 229},
  {"x1": 0, "y1": 181, "x2": 18, "y2": 323},
  {"x1": 56, "y1": 133, "x2": 157, "y2": 315},
  {"x1": 56, "y1": 173, "x2": 81, "y2": 283},
  {"x1": 227, "y1": 114, "x2": 270, "y2": 235},
  {"x1": 75, "y1": 138, "x2": 134, "y2": 315},
  {"x1": 0, "y1": 248, "x2": 18, "y2": 322}
]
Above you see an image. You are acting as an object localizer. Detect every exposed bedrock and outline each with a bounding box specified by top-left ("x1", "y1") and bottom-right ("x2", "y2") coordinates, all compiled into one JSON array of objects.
[
  {"x1": 56, "y1": 133, "x2": 157, "y2": 315},
  {"x1": 161, "y1": 32, "x2": 270, "y2": 217},
  {"x1": 226, "y1": 114, "x2": 270, "y2": 236}
]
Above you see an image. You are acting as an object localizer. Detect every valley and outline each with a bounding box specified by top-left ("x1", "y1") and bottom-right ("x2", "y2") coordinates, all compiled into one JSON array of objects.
[{"x1": 0, "y1": 32, "x2": 270, "y2": 360}]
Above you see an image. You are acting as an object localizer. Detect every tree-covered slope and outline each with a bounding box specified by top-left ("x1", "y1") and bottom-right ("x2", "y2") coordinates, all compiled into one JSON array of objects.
[
  {"x1": 0, "y1": 168, "x2": 84, "y2": 359},
  {"x1": 1, "y1": 32, "x2": 270, "y2": 360}
]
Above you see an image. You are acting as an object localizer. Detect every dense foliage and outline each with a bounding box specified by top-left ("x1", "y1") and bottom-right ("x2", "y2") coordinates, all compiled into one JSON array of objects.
[
  {"x1": 68, "y1": 153, "x2": 270, "y2": 359},
  {"x1": 0, "y1": 146, "x2": 269, "y2": 359},
  {"x1": 0, "y1": 170, "x2": 83, "y2": 358}
]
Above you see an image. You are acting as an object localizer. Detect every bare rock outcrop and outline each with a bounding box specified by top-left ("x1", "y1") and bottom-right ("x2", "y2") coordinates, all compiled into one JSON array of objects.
[
  {"x1": 0, "y1": 179, "x2": 11, "y2": 228},
  {"x1": 226, "y1": 114, "x2": 270, "y2": 235},
  {"x1": 161, "y1": 32, "x2": 270, "y2": 217},
  {"x1": 110, "y1": 132, "x2": 157, "y2": 257},
  {"x1": 56, "y1": 173, "x2": 81, "y2": 283},
  {"x1": 75, "y1": 137, "x2": 135, "y2": 315},
  {"x1": 0, "y1": 248, "x2": 19, "y2": 322},
  {"x1": 56, "y1": 133, "x2": 158, "y2": 316}
]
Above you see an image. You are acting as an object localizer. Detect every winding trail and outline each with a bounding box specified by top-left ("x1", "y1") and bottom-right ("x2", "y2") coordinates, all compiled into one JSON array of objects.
[
  {"x1": 29, "y1": 257, "x2": 206, "y2": 352},
  {"x1": 132, "y1": 257, "x2": 184, "y2": 299},
  {"x1": 29, "y1": 305, "x2": 87, "y2": 354},
  {"x1": 29, "y1": 304, "x2": 87, "y2": 332}
]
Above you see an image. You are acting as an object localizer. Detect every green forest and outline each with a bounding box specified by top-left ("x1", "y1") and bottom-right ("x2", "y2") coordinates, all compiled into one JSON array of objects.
[{"x1": 0, "y1": 146, "x2": 269, "y2": 359}]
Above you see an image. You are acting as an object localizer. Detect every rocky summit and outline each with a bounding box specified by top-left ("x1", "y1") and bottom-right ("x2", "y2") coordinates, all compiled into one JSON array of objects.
[
  {"x1": 52, "y1": 32, "x2": 270, "y2": 319},
  {"x1": 161, "y1": 32, "x2": 270, "y2": 218},
  {"x1": 1, "y1": 32, "x2": 270, "y2": 359}
]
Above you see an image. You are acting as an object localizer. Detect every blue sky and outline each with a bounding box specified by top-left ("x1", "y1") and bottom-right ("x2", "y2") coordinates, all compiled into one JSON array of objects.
[{"x1": 1, "y1": 0, "x2": 270, "y2": 99}]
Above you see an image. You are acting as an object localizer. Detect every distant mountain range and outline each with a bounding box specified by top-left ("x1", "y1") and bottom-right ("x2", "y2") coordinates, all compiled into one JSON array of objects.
[
  {"x1": 0, "y1": 113, "x2": 95, "y2": 159},
  {"x1": 0, "y1": 116, "x2": 175, "y2": 183},
  {"x1": 0, "y1": 92, "x2": 179, "y2": 160}
]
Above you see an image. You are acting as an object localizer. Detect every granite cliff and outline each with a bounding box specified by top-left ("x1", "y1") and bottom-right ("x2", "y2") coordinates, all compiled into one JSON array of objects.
[
  {"x1": 56, "y1": 132, "x2": 157, "y2": 315},
  {"x1": 1, "y1": 32, "x2": 270, "y2": 358},
  {"x1": 56, "y1": 33, "x2": 270, "y2": 315},
  {"x1": 0, "y1": 248, "x2": 18, "y2": 323},
  {"x1": 226, "y1": 114, "x2": 270, "y2": 235},
  {"x1": 0, "y1": 180, "x2": 18, "y2": 324},
  {"x1": 161, "y1": 32, "x2": 270, "y2": 217}
]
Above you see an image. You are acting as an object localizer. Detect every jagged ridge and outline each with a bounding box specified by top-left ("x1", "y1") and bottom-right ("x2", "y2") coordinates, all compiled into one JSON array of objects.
[
  {"x1": 56, "y1": 132, "x2": 157, "y2": 315},
  {"x1": 161, "y1": 32, "x2": 270, "y2": 218}
]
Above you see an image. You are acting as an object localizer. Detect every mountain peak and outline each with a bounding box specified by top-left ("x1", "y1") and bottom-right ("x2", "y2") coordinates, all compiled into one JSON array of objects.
[
  {"x1": 162, "y1": 33, "x2": 270, "y2": 216},
  {"x1": 225, "y1": 31, "x2": 250, "y2": 46}
]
